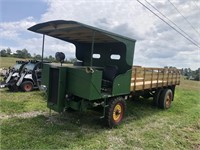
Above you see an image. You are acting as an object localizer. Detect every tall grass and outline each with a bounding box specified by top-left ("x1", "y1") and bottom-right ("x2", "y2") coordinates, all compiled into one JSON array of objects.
[
  {"x1": 0, "y1": 57, "x2": 199, "y2": 149},
  {"x1": 0, "y1": 78, "x2": 199, "y2": 149}
]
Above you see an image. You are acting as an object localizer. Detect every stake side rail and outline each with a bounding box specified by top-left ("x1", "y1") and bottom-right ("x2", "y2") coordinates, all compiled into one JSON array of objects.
[{"x1": 130, "y1": 66, "x2": 181, "y2": 92}]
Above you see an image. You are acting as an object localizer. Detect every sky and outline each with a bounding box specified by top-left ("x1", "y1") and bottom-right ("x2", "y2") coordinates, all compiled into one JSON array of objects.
[{"x1": 0, "y1": 0, "x2": 199, "y2": 70}]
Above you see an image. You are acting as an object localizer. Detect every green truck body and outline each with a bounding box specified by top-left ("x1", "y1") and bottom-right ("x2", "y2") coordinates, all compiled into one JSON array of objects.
[{"x1": 28, "y1": 20, "x2": 180, "y2": 127}]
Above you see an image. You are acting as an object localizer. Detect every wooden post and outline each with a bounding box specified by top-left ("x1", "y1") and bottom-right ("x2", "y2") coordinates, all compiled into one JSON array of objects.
[
  {"x1": 134, "y1": 67, "x2": 137, "y2": 91},
  {"x1": 150, "y1": 69, "x2": 153, "y2": 90},
  {"x1": 157, "y1": 69, "x2": 159, "y2": 88},
  {"x1": 167, "y1": 68, "x2": 169, "y2": 86},
  {"x1": 143, "y1": 68, "x2": 146, "y2": 90},
  {"x1": 162, "y1": 68, "x2": 164, "y2": 87}
]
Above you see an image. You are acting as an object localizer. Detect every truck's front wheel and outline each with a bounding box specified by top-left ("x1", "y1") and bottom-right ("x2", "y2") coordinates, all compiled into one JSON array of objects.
[{"x1": 106, "y1": 97, "x2": 126, "y2": 128}]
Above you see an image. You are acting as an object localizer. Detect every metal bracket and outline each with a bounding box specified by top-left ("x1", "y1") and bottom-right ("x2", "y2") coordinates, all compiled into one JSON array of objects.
[{"x1": 100, "y1": 98, "x2": 108, "y2": 119}]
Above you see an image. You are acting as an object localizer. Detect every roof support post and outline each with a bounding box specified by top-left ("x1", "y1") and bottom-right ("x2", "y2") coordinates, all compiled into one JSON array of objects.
[
  {"x1": 41, "y1": 34, "x2": 45, "y2": 68},
  {"x1": 90, "y1": 31, "x2": 96, "y2": 67}
]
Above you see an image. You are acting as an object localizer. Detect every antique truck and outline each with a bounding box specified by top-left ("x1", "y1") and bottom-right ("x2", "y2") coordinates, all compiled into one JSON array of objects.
[{"x1": 28, "y1": 20, "x2": 180, "y2": 128}]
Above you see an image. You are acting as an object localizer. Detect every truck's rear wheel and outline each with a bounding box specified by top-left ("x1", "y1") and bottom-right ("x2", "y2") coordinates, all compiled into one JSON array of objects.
[
  {"x1": 21, "y1": 81, "x2": 33, "y2": 92},
  {"x1": 105, "y1": 97, "x2": 126, "y2": 128},
  {"x1": 159, "y1": 89, "x2": 173, "y2": 109}
]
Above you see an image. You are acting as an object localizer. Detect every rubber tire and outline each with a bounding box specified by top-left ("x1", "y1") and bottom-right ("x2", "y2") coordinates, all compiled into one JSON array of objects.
[
  {"x1": 158, "y1": 89, "x2": 173, "y2": 109},
  {"x1": 8, "y1": 85, "x2": 19, "y2": 92},
  {"x1": 7, "y1": 78, "x2": 19, "y2": 92},
  {"x1": 21, "y1": 81, "x2": 33, "y2": 92},
  {"x1": 153, "y1": 89, "x2": 163, "y2": 106},
  {"x1": 105, "y1": 97, "x2": 126, "y2": 128}
]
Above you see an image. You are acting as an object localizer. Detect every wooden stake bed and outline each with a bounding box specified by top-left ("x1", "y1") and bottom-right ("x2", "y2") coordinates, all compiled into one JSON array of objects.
[{"x1": 130, "y1": 66, "x2": 181, "y2": 91}]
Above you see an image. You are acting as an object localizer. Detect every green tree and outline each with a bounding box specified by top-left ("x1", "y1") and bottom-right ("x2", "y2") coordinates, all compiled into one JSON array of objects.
[
  {"x1": 0, "y1": 49, "x2": 7, "y2": 57},
  {"x1": 68, "y1": 58, "x2": 77, "y2": 64},
  {"x1": 48, "y1": 55, "x2": 55, "y2": 62},
  {"x1": 16, "y1": 49, "x2": 31, "y2": 58},
  {"x1": 6, "y1": 48, "x2": 12, "y2": 56},
  {"x1": 22, "y1": 49, "x2": 31, "y2": 58},
  {"x1": 16, "y1": 50, "x2": 23, "y2": 58},
  {"x1": 34, "y1": 54, "x2": 42, "y2": 60},
  {"x1": 194, "y1": 68, "x2": 200, "y2": 81}
]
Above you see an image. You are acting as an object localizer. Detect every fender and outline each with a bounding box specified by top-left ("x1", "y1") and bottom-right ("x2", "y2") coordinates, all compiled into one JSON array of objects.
[{"x1": 24, "y1": 74, "x2": 33, "y2": 80}]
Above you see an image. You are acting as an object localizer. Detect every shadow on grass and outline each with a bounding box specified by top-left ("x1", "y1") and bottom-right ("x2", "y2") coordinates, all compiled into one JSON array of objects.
[
  {"x1": 124, "y1": 97, "x2": 161, "y2": 123},
  {"x1": 44, "y1": 97, "x2": 162, "y2": 128},
  {"x1": 6, "y1": 96, "x2": 162, "y2": 127}
]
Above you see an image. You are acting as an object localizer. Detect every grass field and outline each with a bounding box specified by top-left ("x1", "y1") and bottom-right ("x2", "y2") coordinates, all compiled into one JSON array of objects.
[
  {"x1": 0, "y1": 58, "x2": 200, "y2": 149},
  {"x1": 0, "y1": 57, "x2": 27, "y2": 68}
]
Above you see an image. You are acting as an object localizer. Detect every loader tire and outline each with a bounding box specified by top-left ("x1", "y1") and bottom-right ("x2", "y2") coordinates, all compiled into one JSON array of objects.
[
  {"x1": 8, "y1": 85, "x2": 19, "y2": 92},
  {"x1": 21, "y1": 81, "x2": 33, "y2": 92}
]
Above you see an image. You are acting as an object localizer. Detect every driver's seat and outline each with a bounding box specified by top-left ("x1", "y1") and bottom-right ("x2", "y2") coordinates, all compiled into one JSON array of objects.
[{"x1": 102, "y1": 65, "x2": 118, "y2": 89}]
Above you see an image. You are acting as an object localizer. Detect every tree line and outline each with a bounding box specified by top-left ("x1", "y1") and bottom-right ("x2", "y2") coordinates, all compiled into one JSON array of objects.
[
  {"x1": 180, "y1": 68, "x2": 200, "y2": 81},
  {"x1": 1, "y1": 48, "x2": 199, "y2": 81},
  {"x1": 0, "y1": 48, "x2": 77, "y2": 63}
]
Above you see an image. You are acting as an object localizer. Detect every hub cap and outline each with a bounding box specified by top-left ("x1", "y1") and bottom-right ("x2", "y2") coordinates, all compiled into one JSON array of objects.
[
  {"x1": 24, "y1": 83, "x2": 32, "y2": 91},
  {"x1": 113, "y1": 104, "x2": 123, "y2": 123},
  {"x1": 165, "y1": 93, "x2": 172, "y2": 108}
]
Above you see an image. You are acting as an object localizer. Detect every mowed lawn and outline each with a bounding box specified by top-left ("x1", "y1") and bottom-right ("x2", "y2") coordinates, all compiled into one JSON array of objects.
[{"x1": 0, "y1": 59, "x2": 200, "y2": 149}]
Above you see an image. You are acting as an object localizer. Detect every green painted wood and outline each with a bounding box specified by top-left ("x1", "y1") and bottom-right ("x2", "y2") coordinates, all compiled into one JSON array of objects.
[
  {"x1": 29, "y1": 20, "x2": 137, "y2": 112},
  {"x1": 67, "y1": 68, "x2": 102, "y2": 100},
  {"x1": 112, "y1": 69, "x2": 132, "y2": 95}
]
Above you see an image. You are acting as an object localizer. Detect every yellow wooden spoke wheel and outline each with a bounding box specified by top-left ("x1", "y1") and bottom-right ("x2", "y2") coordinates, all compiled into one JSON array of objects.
[
  {"x1": 106, "y1": 97, "x2": 126, "y2": 128},
  {"x1": 113, "y1": 104, "x2": 123, "y2": 123}
]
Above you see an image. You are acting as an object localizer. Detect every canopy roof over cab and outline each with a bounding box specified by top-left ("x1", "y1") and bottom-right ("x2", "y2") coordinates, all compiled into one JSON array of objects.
[
  {"x1": 28, "y1": 20, "x2": 136, "y2": 44},
  {"x1": 28, "y1": 20, "x2": 136, "y2": 73}
]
